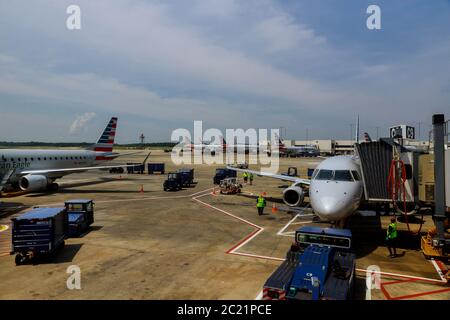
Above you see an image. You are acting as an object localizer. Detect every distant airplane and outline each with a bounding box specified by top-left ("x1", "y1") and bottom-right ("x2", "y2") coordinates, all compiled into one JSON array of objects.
[
  {"x1": 363, "y1": 132, "x2": 372, "y2": 143},
  {"x1": 0, "y1": 117, "x2": 136, "y2": 194},
  {"x1": 275, "y1": 133, "x2": 320, "y2": 157}
]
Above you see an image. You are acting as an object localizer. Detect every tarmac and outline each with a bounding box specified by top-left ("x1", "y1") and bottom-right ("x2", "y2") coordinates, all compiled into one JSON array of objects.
[{"x1": 0, "y1": 150, "x2": 449, "y2": 300}]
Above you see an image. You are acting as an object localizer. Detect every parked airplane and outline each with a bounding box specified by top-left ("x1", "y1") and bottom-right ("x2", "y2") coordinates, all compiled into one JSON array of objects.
[
  {"x1": 0, "y1": 117, "x2": 135, "y2": 194},
  {"x1": 275, "y1": 134, "x2": 320, "y2": 157},
  {"x1": 180, "y1": 137, "x2": 225, "y2": 154},
  {"x1": 228, "y1": 155, "x2": 364, "y2": 225}
]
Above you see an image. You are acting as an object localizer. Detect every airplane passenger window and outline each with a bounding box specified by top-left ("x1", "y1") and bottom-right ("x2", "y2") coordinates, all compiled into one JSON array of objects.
[
  {"x1": 316, "y1": 170, "x2": 334, "y2": 180},
  {"x1": 351, "y1": 171, "x2": 360, "y2": 181},
  {"x1": 333, "y1": 170, "x2": 354, "y2": 182}
]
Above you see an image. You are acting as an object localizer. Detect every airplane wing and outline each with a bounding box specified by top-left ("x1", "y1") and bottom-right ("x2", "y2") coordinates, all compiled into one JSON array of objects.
[
  {"x1": 100, "y1": 151, "x2": 144, "y2": 158},
  {"x1": 20, "y1": 164, "x2": 136, "y2": 175},
  {"x1": 226, "y1": 167, "x2": 310, "y2": 185}
]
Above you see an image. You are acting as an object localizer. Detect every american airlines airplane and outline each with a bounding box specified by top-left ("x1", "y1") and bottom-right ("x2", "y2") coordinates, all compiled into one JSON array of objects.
[
  {"x1": 0, "y1": 117, "x2": 134, "y2": 194},
  {"x1": 275, "y1": 133, "x2": 320, "y2": 157},
  {"x1": 228, "y1": 155, "x2": 364, "y2": 225}
]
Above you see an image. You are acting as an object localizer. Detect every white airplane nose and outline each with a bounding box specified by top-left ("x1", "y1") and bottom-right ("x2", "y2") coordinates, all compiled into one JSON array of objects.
[{"x1": 310, "y1": 182, "x2": 362, "y2": 221}]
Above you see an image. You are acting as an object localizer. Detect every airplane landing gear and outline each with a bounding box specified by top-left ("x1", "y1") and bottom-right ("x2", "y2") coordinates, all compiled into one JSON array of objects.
[{"x1": 47, "y1": 183, "x2": 59, "y2": 191}]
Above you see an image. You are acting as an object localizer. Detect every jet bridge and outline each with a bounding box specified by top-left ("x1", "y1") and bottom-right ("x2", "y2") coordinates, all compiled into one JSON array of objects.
[{"x1": 355, "y1": 138, "x2": 421, "y2": 205}]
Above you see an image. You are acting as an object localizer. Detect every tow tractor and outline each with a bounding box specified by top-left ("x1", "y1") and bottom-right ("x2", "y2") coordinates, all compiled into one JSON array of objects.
[
  {"x1": 263, "y1": 226, "x2": 355, "y2": 300},
  {"x1": 219, "y1": 177, "x2": 242, "y2": 194},
  {"x1": 65, "y1": 199, "x2": 95, "y2": 237}
]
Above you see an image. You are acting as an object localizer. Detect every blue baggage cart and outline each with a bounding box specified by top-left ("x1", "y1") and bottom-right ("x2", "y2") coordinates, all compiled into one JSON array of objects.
[{"x1": 11, "y1": 207, "x2": 67, "y2": 265}]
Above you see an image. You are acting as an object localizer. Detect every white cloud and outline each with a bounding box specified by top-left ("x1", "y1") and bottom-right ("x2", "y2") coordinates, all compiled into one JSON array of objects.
[{"x1": 69, "y1": 112, "x2": 96, "y2": 134}]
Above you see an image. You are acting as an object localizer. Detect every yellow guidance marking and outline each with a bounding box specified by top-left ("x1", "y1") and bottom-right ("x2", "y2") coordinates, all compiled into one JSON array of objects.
[{"x1": 0, "y1": 224, "x2": 9, "y2": 233}]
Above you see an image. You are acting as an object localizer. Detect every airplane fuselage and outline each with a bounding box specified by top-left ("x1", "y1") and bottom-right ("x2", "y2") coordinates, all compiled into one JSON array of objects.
[{"x1": 0, "y1": 149, "x2": 108, "y2": 183}]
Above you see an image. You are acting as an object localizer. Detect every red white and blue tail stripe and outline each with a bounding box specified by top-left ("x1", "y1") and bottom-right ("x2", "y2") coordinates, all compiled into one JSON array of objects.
[{"x1": 92, "y1": 117, "x2": 117, "y2": 152}]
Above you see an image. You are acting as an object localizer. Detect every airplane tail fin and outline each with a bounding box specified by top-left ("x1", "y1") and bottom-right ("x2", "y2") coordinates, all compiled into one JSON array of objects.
[
  {"x1": 364, "y1": 132, "x2": 372, "y2": 143},
  {"x1": 90, "y1": 117, "x2": 118, "y2": 152}
]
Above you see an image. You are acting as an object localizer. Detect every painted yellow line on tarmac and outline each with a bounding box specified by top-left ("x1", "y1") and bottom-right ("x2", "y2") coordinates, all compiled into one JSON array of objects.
[{"x1": 0, "y1": 224, "x2": 9, "y2": 232}]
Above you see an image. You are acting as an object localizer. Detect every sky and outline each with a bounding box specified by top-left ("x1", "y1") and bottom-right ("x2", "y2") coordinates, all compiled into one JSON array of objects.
[{"x1": 0, "y1": 0, "x2": 449, "y2": 143}]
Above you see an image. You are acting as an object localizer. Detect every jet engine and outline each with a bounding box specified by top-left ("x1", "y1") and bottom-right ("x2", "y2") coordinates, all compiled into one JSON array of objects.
[
  {"x1": 283, "y1": 185, "x2": 305, "y2": 207},
  {"x1": 19, "y1": 175, "x2": 49, "y2": 192}
]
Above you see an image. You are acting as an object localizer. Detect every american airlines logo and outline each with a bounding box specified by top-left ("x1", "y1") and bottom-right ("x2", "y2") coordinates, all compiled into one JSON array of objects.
[{"x1": 0, "y1": 162, "x2": 31, "y2": 170}]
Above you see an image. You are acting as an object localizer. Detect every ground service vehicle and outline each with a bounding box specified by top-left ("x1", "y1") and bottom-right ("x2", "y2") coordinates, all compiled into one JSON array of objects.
[
  {"x1": 148, "y1": 163, "x2": 165, "y2": 174},
  {"x1": 177, "y1": 168, "x2": 195, "y2": 187},
  {"x1": 11, "y1": 207, "x2": 68, "y2": 265},
  {"x1": 213, "y1": 168, "x2": 237, "y2": 185},
  {"x1": 127, "y1": 163, "x2": 145, "y2": 174},
  {"x1": 163, "y1": 172, "x2": 183, "y2": 191},
  {"x1": 65, "y1": 199, "x2": 95, "y2": 237},
  {"x1": 263, "y1": 226, "x2": 355, "y2": 300},
  {"x1": 219, "y1": 177, "x2": 242, "y2": 194}
]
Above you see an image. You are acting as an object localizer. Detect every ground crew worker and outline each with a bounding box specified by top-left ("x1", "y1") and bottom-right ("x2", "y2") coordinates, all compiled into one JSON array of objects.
[
  {"x1": 256, "y1": 194, "x2": 266, "y2": 216},
  {"x1": 249, "y1": 173, "x2": 254, "y2": 185},
  {"x1": 243, "y1": 172, "x2": 248, "y2": 184},
  {"x1": 386, "y1": 217, "x2": 398, "y2": 258}
]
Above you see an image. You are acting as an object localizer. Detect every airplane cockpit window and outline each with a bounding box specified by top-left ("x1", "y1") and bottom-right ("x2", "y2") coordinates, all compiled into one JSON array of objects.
[
  {"x1": 333, "y1": 170, "x2": 354, "y2": 182},
  {"x1": 316, "y1": 169, "x2": 334, "y2": 181},
  {"x1": 351, "y1": 171, "x2": 360, "y2": 181}
]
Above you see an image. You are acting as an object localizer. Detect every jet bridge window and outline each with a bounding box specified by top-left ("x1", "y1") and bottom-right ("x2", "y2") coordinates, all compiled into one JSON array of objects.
[
  {"x1": 316, "y1": 169, "x2": 334, "y2": 181},
  {"x1": 333, "y1": 170, "x2": 354, "y2": 182}
]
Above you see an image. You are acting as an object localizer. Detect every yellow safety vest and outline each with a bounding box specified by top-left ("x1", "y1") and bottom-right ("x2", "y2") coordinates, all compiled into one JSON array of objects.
[
  {"x1": 387, "y1": 223, "x2": 397, "y2": 239},
  {"x1": 257, "y1": 197, "x2": 266, "y2": 208}
]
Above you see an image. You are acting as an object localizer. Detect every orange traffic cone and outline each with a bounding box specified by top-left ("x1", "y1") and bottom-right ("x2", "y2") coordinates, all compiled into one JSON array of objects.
[
  {"x1": 271, "y1": 203, "x2": 278, "y2": 213},
  {"x1": 139, "y1": 185, "x2": 144, "y2": 193}
]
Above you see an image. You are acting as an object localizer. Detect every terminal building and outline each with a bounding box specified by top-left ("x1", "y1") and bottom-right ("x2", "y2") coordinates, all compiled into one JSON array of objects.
[{"x1": 281, "y1": 139, "x2": 431, "y2": 156}]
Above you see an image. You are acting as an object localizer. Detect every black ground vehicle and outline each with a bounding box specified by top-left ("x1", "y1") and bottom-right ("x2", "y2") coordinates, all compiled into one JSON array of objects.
[
  {"x1": 65, "y1": 199, "x2": 95, "y2": 237},
  {"x1": 177, "y1": 168, "x2": 195, "y2": 187},
  {"x1": 213, "y1": 168, "x2": 237, "y2": 185},
  {"x1": 163, "y1": 172, "x2": 183, "y2": 191}
]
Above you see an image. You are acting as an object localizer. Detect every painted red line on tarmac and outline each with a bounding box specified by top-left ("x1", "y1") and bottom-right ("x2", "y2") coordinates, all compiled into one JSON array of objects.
[
  {"x1": 356, "y1": 268, "x2": 446, "y2": 284},
  {"x1": 193, "y1": 193, "x2": 283, "y2": 262},
  {"x1": 226, "y1": 229, "x2": 261, "y2": 254},
  {"x1": 380, "y1": 284, "x2": 392, "y2": 300},
  {"x1": 388, "y1": 287, "x2": 450, "y2": 300},
  {"x1": 382, "y1": 279, "x2": 416, "y2": 286}
]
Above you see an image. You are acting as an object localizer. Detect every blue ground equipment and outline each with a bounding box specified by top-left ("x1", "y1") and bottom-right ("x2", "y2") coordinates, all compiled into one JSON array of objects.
[
  {"x1": 11, "y1": 207, "x2": 68, "y2": 265},
  {"x1": 148, "y1": 163, "x2": 165, "y2": 174},
  {"x1": 263, "y1": 226, "x2": 355, "y2": 300},
  {"x1": 65, "y1": 199, "x2": 95, "y2": 237},
  {"x1": 177, "y1": 168, "x2": 195, "y2": 187}
]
